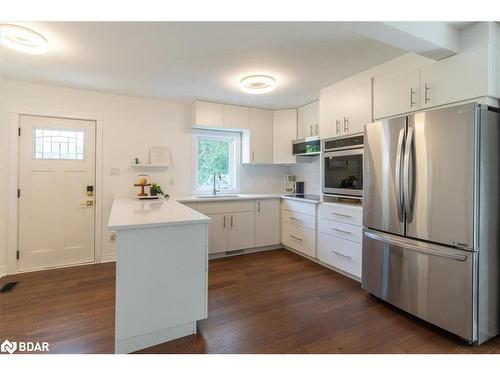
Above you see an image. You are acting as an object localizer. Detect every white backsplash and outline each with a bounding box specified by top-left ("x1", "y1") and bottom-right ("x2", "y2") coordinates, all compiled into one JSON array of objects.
[{"x1": 290, "y1": 156, "x2": 321, "y2": 195}]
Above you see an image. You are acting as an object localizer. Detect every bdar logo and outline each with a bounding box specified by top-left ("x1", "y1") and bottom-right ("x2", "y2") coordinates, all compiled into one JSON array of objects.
[{"x1": 1, "y1": 339, "x2": 17, "y2": 354}]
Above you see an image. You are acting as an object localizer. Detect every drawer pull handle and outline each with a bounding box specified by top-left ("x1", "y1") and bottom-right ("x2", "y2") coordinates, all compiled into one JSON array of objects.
[
  {"x1": 290, "y1": 217, "x2": 303, "y2": 223},
  {"x1": 332, "y1": 212, "x2": 351, "y2": 218},
  {"x1": 332, "y1": 250, "x2": 352, "y2": 259},
  {"x1": 290, "y1": 235, "x2": 303, "y2": 242},
  {"x1": 333, "y1": 228, "x2": 352, "y2": 235}
]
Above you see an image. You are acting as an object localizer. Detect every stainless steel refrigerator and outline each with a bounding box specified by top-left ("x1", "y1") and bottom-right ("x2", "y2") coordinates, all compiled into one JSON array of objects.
[{"x1": 362, "y1": 103, "x2": 500, "y2": 344}]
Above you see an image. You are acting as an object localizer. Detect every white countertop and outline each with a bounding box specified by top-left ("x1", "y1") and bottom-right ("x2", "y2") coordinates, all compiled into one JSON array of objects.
[
  {"x1": 108, "y1": 197, "x2": 211, "y2": 230},
  {"x1": 280, "y1": 195, "x2": 321, "y2": 204},
  {"x1": 174, "y1": 193, "x2": 282, "y2": 203}
]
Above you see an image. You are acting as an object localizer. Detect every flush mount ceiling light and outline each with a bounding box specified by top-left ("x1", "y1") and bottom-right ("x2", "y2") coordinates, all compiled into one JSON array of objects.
[
  {"x1": 0, "y1": 24, "x2": 47, "y2": 54},
  {"x1": 240, "y1": 75, "x2": 276, "y2": 94}
]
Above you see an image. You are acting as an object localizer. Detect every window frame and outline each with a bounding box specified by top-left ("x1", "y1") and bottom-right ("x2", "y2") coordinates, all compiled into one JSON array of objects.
[{"x1": 192, "y1": 129, "x2": 240, "y2": 195}]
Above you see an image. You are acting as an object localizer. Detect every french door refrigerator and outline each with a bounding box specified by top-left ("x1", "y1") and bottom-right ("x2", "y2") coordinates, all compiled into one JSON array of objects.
[{"x1": 362, "y1": 103, "x2": 500, "y2": 344}]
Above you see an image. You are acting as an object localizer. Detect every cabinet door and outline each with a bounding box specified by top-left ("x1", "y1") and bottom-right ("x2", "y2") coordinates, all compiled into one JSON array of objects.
[
  {"x1": 272, "y1": 109, "x2": 297, "y2": 164},
  {"x1": 297, "y1": 100, "x2": 319, "y2": 139},
  {"x1": 373, "y1": 69, "x2": 420, "y2": 120},
  {"x1": 192, "y1": 101, "x2": 224, "y2": 128},
  {"x1": 319, "y1": 85, "x2": 343, "y2": 139},
  {"x1": 249, "y1": 108, "x2": 273, "y2": 163},
  {"x1": 223, "y1": 104, "x2": 249, "y2": 129},
  {"x1": 228, "y1": 211, "x2": 255, "y2": 251},
  {"x1": 208, "y1": 213, "x2": 228, "y2": 254},
  {"x1": 254, "y1": 199, "x2": 280, "y2": 247},
  {"x1": 420, "y1": 46, "x2": 489, "y2": 109},
  {"x1": 341, "y1": 77, "x2": 372, "y2": 134}
]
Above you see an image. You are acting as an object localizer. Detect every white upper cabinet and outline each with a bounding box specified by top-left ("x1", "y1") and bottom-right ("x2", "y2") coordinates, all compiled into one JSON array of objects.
[
  {"x1": 340, "y1": 77, "x2": 372, "y2": 135},
  {"x1": 373, "y1": 46, "x2": 492, "y2": 119},
  {"x1": 223, "y1": 104, "x2": 250, "y2": 129},
  {"x1": 319, "y1": 85, "x2": 342, "y2": 139},
  {"x1": 192, "y1": 101, "x2": 224, "y2": 128},
  {"x1": 297, "y1": 100, "x2": 319, "y2": 139},
  {"x1": 420, "y1": 46, "x2": 489, "y2": 109},
  {"x1": 373, "y1": 69, "x2": 421, "y2": 120},
  {"x1": 244, "y1": 108, "x2": 273, "y2": 164},
  {"x1": 272, "y1": 109, "x2": 297, "y2": 164},
  {"x1": 319, "y1": 77, "x2": 371, "y2": 138}
]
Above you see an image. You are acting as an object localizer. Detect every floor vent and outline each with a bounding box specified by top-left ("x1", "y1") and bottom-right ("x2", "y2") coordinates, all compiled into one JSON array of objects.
[{"x1": 0, "y1": 282, "x2": 18, "y2": 293}]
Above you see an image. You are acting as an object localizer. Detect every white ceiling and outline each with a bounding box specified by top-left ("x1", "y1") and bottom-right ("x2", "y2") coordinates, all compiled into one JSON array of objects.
[{"x1": 0, "y1": 22, "x2": 410, "y2": 108}]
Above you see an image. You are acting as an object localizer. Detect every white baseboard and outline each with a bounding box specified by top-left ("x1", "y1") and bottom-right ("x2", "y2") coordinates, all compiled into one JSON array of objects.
[
  {"x1": 100, "y1": 254, "x2": 116, "y2": 263},
  {"x1": 208, "y1": 244, "x2": 281, "y2": 260},
  {"x1": 0, "y1": 267, "x2": 8, "y2": 279}
]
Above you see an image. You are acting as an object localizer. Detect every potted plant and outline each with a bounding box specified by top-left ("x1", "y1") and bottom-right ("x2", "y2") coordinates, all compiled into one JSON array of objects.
[{"x1": 150, "y1": 183, "x2": 165, "y2": 197}]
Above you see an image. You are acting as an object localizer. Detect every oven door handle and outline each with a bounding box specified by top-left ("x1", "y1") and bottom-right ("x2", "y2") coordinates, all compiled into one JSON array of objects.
[{"x1": 323, "y1": 149, "x2": 364, "y2": 158}]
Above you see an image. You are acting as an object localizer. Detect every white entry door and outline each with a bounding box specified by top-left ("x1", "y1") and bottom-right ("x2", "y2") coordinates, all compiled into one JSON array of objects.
[{"x1": 18, "y1": 115, "x2": 96, "y2": 271}]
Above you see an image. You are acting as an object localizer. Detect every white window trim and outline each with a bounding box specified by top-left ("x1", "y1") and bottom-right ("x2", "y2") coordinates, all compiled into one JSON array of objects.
[{"x1": 192, "y1": 129, "x2": 240, "y2": 195}]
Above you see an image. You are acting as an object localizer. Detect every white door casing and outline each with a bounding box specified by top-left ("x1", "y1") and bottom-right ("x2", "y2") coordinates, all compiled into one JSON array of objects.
[{"x1": 18, "y1": 115, "x2": 96, "y2": 271}]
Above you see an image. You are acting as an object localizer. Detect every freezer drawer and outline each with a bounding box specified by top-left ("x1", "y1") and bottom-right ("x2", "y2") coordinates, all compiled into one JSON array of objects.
[{"x1": 362, "y1": 229, "x2": 475, "y2": 342}]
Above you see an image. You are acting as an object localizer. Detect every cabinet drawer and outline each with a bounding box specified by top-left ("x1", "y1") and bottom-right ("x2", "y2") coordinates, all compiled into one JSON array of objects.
[
  {"x1": 282, "y1": 210, "x2": 316, "y2": 230},
  {"x1": 320, "y1": 203, "x2": 362, "y2": 226},
  {"x1": 281, "y1": 222, "x2": 316, "y2": 258},
  {"x1": 318, "y1": 232, "x2": 362, "y2": 278},
  {"x1": 319, "y1": 220, "x2": 362, "y2": 243},
  {"x1": 197, "y1": 200, "x2": 254, "y2": 214},
  {"x1": 282, "y1": 199, "x2": 316, "y2": 216}
]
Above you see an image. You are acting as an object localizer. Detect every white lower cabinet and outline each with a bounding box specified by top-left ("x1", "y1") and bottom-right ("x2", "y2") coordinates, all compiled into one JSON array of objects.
[
  {"x1": 281, "y1": 199, "x2": 317, "y2": 258},
  {"x1": 318, "y1": 202, "x2": 363, "y2": 279},
  {"x1": 197, "y1": 201, "x2": 254, "y2": 254},
  {"x1": 227, "y1": 211, "x2": 255, "y2": 251},
  {"x1": 207, "y1": 213, "x2": 228, "y2": 254},
  {"x1": 281, "y1": 222, "x2": 316, "y2": 258},
  {"x1": 194, "y1": 199, "x2": 281, "y2": 254},
  {"x1": 254, "y1": 199, "x2": 280, "y2": 247},
  {"x1": 318, "y1": 233, "x2": 362, "y2": 278}
]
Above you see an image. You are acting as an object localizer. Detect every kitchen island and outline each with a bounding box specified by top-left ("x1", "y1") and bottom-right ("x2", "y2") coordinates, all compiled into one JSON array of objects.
[{"x1": 108, "y1": 198, "x2": 210, "y2": 354}]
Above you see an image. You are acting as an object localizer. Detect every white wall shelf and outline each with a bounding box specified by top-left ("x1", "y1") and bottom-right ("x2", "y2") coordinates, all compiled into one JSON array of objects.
[{"x1": 131, "y1": 164, "x2": 169, "y2": 168}]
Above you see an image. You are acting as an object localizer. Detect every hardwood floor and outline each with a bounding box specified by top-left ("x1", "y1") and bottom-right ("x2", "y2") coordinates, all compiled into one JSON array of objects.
[{"x1": 1, "y1": 249, "x2": 500, "y2": 354}]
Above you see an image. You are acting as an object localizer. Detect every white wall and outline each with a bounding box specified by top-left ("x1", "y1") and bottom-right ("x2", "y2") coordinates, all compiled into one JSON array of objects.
[
  {"x1": 0, "y1": 81, "x2": 287, "y2": 271},
  {"x1": 0, "y1": 75, "x2": 7, "y2": 276}
]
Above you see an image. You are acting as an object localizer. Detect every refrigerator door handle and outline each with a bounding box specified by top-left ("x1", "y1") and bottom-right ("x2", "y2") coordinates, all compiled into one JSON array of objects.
[
  {"x1": 395, "y1": 128, "x2": 405, "y2": 222},
  {"x1": 364, "y1": 230, "x2": 468, "y2": 261},
  {"x1": 403, "y1": 127, "x2": 414, "y2": 221}
]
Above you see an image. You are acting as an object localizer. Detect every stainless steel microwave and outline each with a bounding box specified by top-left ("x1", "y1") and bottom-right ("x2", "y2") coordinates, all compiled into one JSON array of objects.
[{"x1": 322, "y1": 133, "x2": 364, "y2": 197}]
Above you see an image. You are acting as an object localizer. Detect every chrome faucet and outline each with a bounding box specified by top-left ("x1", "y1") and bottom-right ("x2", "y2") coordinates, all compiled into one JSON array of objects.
[{"x1": 212, "y1": 171, "x2": 222, "y2": 195}]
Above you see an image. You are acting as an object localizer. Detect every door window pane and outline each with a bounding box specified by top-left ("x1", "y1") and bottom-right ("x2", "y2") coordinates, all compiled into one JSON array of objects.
[{"x1": 33, "y1": 128, "x2": 85, "y2": 160}]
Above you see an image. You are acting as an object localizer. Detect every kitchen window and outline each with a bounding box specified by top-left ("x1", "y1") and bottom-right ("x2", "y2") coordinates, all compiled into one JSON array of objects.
[{"x1": 193, "y1": 130, "x2": 240, "y2": 194}]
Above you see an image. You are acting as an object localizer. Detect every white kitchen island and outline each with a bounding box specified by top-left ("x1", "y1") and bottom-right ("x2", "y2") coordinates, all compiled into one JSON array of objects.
[{"x1": 108, "y1": 198, "x2": 210, "y2": 354}]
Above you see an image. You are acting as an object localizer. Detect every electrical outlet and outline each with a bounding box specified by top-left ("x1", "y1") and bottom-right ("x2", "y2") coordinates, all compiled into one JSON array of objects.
[
  {"x1": 110, "y1": 232, "x2": 117, "y2": 241},
  {"x1": 110, "y1": 168, "x2": 120, "y2": 176}
]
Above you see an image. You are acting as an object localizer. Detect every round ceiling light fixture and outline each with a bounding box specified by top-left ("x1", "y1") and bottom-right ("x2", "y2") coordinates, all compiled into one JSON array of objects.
[
  {"x1": 240, "y1": 75, "x2": 276, "y2": 94},
  {"x1": 0, "y1": 24, "x2": 48, "y2": 54}
]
